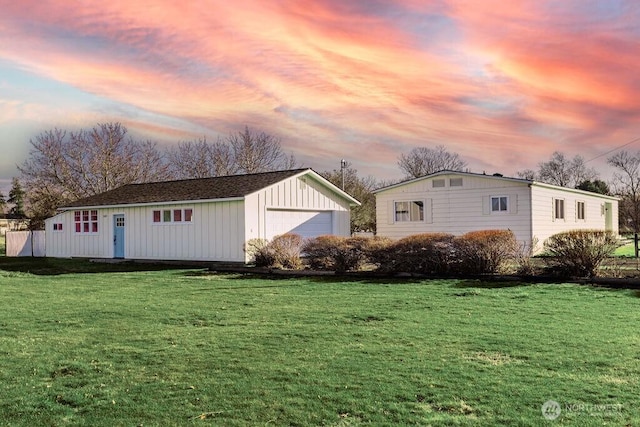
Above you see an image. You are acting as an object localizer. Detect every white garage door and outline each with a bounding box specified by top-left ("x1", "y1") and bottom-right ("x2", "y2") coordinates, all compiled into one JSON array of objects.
[{"x1": 266, "y1": 210, "x2": 332, "y2": 240}]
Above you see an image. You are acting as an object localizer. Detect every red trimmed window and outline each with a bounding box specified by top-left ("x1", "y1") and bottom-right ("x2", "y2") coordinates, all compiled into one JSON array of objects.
[
  {"x1": 153, "y1": 208, "x2": 193, "y2": 223},
  {"x1": 74, "y1": 210, "x2": 98, "y2": 233}
]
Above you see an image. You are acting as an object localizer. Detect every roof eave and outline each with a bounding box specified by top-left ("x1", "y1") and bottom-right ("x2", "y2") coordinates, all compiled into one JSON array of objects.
[
  {"x1": 531, "y1": 181, "x2": 620, "y2": 200},
  {"x1": 58, "y1": 196, "x2": 246, "y2": 211}
]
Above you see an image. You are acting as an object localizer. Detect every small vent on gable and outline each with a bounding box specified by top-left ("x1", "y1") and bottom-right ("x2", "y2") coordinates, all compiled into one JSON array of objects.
[
  {"x1": 450, "y1": 178, "x2": 463, "y2": 187},
  {"x1": 432, "y1": 179, "x2": 445, "y2": 188}
]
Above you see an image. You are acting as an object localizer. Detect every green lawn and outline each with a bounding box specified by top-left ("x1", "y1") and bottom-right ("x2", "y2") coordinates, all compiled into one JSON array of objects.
[
  {"x1": 615, "y1": 241, "x2": 637, "y2": 257},
  {"x1": 0, "y1": 259, "x2": 639, "y2": 426}
]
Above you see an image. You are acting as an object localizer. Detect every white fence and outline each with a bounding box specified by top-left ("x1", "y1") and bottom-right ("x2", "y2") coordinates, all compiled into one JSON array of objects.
[{"x1": 5, "y1": 231, "x2": 46, "y2": 257}]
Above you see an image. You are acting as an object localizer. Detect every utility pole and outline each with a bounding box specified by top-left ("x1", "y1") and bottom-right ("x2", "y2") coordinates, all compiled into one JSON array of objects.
[{"x1": 340, "y1": 159, "x2": 347, "y2": 190}]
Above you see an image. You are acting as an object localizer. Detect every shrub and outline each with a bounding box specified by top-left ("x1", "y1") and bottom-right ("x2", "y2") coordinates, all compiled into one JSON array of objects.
[
  {"x1": 543, "y1": 230, "x2": 618, "y2": 278},
  {"x1": 514, "y1": 237, "x2": 540, "y2": 276},
  {"x1": 453, "y1": 230, "x2": 519, "y2": 274},
  {"x1": 361, "y1": 236, "x2": 393, "y2": 269},
  {"x1": 371, "y1": 233, "x2": 456, "y2": 274},
  {"x1": 302, "y1": 235, "x2": 392, "y2": 272},
  {"x1": 244, "y1": 238, "x2": 268, "y2": 264},
  {"x1": 302, "y1": 235, "x2": 344, "y2": 271},
  {"x1": 248, "y1": 234, "x2": 303, "y2": 269}
]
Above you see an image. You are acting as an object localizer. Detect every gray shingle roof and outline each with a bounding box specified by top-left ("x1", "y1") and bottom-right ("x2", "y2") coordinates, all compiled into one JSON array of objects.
[{"x1": 62, "y1": 169, "x2": 310, "y2": 208}]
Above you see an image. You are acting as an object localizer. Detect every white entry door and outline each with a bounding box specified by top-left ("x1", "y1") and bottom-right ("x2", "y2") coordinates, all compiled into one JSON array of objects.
[{"x1": 266, "y1": 210, "x2": 332, "y2": 240}]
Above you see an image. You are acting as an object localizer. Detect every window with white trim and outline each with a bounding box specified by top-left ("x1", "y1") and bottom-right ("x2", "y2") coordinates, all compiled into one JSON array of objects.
[
  {"x1": 554, "y1": 199, "x2": 565, "y2": 220},
  {"x1": 491, "y1": 196, "x2": 508, "y2": 212},
  {"x1": 74, "y1": 210, "x2": 98, "y2": 233},
  {"x1": 395, "y1": 201, "x2": 424, "y2": 222},
  {"x1": 52, "y1": 223, "x2": 63, "y2": 232},
  {"x1": 576, "y1": 201, "x2": 585, "y2": 220},
  {"x1": 152, "y1": 208, "x2": 193, "y2": 223}
]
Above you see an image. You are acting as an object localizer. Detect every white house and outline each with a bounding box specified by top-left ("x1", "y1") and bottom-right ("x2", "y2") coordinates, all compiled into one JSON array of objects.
[
  {"x1": 45, "y1": 169, "x2": 360, "y2": 263},
  {"x1": 0, "y1": 214, "x2": 28, "y2": 236},
  {"x1": 374, "y1": 171, "x2": 618, "y2": 252}
]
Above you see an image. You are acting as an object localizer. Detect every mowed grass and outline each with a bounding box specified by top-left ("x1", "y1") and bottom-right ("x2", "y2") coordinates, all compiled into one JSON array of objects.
[
  {"x1": 615, "y1": 241, "x2": 637, "y2": 257},
  {"x1": 0, "y1": 260, "x2": 639, "y2": 426}
]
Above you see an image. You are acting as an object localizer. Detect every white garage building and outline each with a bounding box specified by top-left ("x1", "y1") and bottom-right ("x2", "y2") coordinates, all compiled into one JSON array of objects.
[{"x1": 45, "y1": 169, "x2": 359, "y2": 263}]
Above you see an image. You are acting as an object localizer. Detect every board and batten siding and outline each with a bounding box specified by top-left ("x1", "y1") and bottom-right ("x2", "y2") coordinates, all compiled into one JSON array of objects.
[
  {"x1": 530, "y1": 184, "x2": 618, "y2": 248},
  {"x1": 375, "y1": 174, "x2": 533, "y2": 246},
  {"x1": 46, "y1": 210, "x2": 108, "y2": 258},
  {"x1": 45, "y1": 200, "x2": 246, "y2": 262},
  {"x1": 244, "y1": 174, "x2": 351, "y2": 243}
]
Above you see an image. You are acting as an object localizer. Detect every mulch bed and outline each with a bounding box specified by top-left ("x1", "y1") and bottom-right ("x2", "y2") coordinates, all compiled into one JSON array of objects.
[{"x1": 206, "y1": 257, "x2": 640, "y2": 289}]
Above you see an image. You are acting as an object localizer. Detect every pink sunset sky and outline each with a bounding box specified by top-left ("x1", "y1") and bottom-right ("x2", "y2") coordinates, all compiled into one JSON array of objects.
[{"x1": 1, "y1": 0, "x2": 639, "y2": 193}]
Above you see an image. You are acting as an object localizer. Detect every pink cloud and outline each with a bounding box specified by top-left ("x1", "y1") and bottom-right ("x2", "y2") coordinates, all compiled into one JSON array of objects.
[
  {"x1": 1, "y1": 0, "x2": 639, "y2": 180},
  {"x1": 452, "y1": 2, "x2": 640, "y2": 120}
]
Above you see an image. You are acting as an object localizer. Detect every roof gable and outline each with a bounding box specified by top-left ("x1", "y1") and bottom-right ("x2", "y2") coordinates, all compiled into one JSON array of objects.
[
  {"x1": 373, "y1": 170, "x2": 531, "y2": 194},
  {"x1": 62, "y1": 169, "x2": 311, "y2": 208}
]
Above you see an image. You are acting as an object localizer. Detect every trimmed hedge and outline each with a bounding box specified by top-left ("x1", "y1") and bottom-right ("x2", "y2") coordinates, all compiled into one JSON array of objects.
[
  {"x1": 453, "y1": 230, "x2": 519, "y2": 274},
  {"x1": 370, "y1": 233, "x2": 456, "y2": 274},
  {"x1": 248, "y1": 229, "x2": 617, "y2": 278},
  {"x1": 302, "y1": 235, "x2": 391, "y2": 272}
]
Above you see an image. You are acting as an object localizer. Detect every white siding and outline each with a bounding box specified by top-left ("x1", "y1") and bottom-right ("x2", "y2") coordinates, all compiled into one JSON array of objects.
[
  {"x1": 375, "y1": 174, "x2": 533, "y2": 246},
  {"x1": 45, "y1": 211, "x2": 106, "y2": 258},
  {"x1": 45, "y1": 200, "x2": 246, "y2": 262},
  {"x1": 531, "y1": 184, "x2": 619, "y2": 249},
  {"x1": 245, "y1": 174, "x2": 352, "y2": 246}
]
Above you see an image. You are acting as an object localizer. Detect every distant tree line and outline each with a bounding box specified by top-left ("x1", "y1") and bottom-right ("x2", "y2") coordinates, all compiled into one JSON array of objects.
[{"x1": 10, "y1": 121, "x2": 640, "y2": 234}]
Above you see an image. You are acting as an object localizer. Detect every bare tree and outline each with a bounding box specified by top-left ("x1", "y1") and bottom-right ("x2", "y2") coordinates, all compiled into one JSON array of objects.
[
  {"x1": 608, "y1": 150, "x2": 640, "y2": 234},
  {"x1": 519, "y1": 151, "x2": 598, "y2": 187},
  {"x1": 321, "y1": 162, "x2": 377, "y2": 233},
  {"x1": 19, "y1": 123, "x2": 170, "y2": 218},
  {"x1": 228, "y1": 126, "x2": 297, "y2": 174},
  {"x1": 168, "y1": 127, "x2": 298, "y2": 179},
  {"x1": 398, "y1": 145, "x2": 467, "y2": 179},
  {"x1": 167, "y1": 137, "x2": 235, "y2": 179},
  {"x1": 516, "y1": 169, "x2": 536, "y2": 180}
]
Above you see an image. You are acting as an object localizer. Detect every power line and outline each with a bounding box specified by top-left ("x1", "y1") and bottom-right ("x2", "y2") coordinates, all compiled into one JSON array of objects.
[{"x1": 585, "y1": 136, "x2": 640, "y2": 163}]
